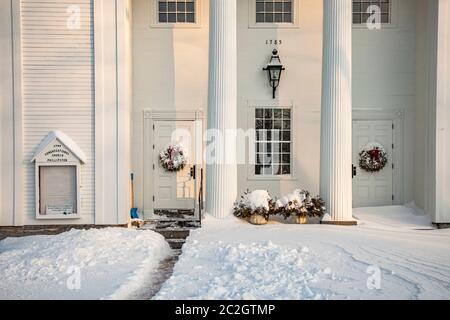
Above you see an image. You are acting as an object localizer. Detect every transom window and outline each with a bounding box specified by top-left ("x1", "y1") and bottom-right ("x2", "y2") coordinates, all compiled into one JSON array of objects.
[
  {"x1": 255, "y1": 108, "x2": 292, "y2": 176},
  {"x1": 352, "y1": 0, "x2": 391, "y2": 24},
  {"x1": 256, "y1": 0, "x2": 293, "y2": 23},
  {"x1": 158, "y1": 0, "x2": 195, "y2": 23}
]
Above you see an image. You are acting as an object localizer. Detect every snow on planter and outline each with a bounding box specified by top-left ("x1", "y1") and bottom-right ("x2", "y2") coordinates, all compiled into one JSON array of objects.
[
  {"x1": 0, "y1": 228, "x2": 172, "y2": 300},
  {"x1": 246, "y1": 190, "x2": 271, "y2": 211},
  {"x1": 233, "y1": 190, "x2": 274, "y2": 223}
]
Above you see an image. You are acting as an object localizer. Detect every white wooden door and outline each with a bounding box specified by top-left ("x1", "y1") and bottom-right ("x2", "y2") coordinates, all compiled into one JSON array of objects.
[
  {"x1": 153, "y1": 121, "x2": 196, "y2": 210},
  {"x1": 352, "y1": 120, "x2": 394, "y2": 208}
]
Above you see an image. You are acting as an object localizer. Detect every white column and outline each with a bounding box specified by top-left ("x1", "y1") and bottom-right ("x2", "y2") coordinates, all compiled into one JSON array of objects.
[
  {"x1": 206, "y1": 0, "x2": 237, "y2": 219},
  {"x1": 320, "y1": 0, "x2": 355, "y2": 224},
  {"x1": 432, "y1": 0, "x2": 450, "y2": 226}
]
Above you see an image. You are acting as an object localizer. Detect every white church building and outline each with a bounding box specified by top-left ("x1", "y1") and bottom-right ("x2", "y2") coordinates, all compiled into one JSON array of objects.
[{"x1": 1, "y1": 0, "x2": 450, "y2": 228}]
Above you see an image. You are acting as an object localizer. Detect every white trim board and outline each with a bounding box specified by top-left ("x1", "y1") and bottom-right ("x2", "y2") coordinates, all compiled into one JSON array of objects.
[
  {"x1": 12, "y1": 0, "x2": 24, "y2": 226},
  {"x1": 94, "y1": 0, "x2": 130, "y2": 225}
]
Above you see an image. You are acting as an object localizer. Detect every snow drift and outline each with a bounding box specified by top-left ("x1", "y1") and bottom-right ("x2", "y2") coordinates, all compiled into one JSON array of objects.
[
  {"x1": 0, "y1": 228, "x2": 172, "y2": 300},
  {"x1": 155, "y1": 206, "x2": 450, "y2": 300}
]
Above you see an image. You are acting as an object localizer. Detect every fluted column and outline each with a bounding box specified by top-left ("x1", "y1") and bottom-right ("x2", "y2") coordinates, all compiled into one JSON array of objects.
[
  {"x1": 206, "y1": 0, "x2": 237, "y2": 218},
  {"x1": 320, "y1": 0, "x2": 355, "y2": 224}
]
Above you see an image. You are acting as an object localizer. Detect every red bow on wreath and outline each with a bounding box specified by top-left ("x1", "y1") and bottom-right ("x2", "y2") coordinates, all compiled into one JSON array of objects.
[{"x1": 368, "y1": 148, "x2": 381, "y2": 161}]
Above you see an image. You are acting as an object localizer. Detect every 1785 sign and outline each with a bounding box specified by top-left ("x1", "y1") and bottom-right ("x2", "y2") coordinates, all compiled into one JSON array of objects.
[{"x1": 266, "y1": 39, "x2": 283, "y2": 45}]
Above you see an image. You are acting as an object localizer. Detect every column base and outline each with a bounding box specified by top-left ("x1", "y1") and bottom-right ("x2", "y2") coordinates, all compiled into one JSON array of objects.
[
  {"x1": 433, "y1": 223, "x2": 450, "y2": 230},
  {"x1": 320, "y1": 220, "x2": 358, "y2": 226}
]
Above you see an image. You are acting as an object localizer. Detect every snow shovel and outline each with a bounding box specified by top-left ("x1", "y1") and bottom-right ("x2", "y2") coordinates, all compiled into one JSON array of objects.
[{"x1": 130, "y1": 173, "x2": 139, "y2": 219}]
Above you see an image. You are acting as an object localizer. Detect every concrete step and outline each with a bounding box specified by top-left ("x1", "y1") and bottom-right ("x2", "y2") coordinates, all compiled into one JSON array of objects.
[
  {"x1": 145, "y1": 220, "x2": 201, "y2": 229},
  {"x1": 154, "y1": 229, "x2": 190, "y2": 240},
  {"x1": 166, "y1": 239, "x2": 186, "y2": 250},
  {"x1": 139, "y1": 219, "x2": 200, "y2": 250}
]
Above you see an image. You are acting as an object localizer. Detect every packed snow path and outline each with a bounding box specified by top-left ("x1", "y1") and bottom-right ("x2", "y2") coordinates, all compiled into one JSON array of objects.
[
  {"x1": 155, "y1": 206, "x2": 450, "y2": 300},
  {"x1": 0, "y1": 228, "x2": 172, "y2": 300}
]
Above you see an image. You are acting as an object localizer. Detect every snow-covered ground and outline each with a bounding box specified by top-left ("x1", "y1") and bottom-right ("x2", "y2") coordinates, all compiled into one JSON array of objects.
[
  {"x1": 155, "y1": 206, "x2": 450, "y2": 300},
  {"x1": 0, "y1": 228, "x2": 172, "y2": 300}
]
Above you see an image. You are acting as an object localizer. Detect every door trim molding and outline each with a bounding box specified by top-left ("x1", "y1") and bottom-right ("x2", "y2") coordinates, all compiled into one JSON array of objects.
[
  {"x1": 143, "y1": 109, "x2": 204, "y2": 220},
  {"x1": 144, "y1": 109, "x2": 204, "y2": 120},
  {"x1": 353, "y1": 108, "x2": 405, "y2": 206}
]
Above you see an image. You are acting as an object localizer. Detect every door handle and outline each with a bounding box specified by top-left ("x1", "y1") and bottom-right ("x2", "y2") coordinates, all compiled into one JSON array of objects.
[
  {"x1": 352, "y1": 165, "x2": 357, "y2": 179},
  {"x1": 190, "y1": 165, "x2": 196, "y2": 179}
]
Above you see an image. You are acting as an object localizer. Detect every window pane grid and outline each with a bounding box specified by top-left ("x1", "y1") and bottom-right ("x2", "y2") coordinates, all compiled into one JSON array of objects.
[
  {"x1": 352, "y1": 0, "x2": 391, "y2": 24},
  {"x1": 158, "y1": 1, "x2": 195, "y2": 23},
  {"x1": 255, "y1": 108, "x2": 292, "y2": 176},
  {"x1": 256, "y1": 0, "x2": 293, "y2": 24}
]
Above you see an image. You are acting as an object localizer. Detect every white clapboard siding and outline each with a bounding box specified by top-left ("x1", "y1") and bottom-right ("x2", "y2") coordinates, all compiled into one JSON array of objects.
[{"x1": 21, "y1": 0, "x2": 95, "y2": 222}]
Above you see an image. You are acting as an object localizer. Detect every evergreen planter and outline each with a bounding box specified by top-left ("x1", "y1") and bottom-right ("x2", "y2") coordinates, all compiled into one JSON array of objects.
[
  {"x1": 234, "y1": 190, "x2": 273, "y2": 226},
  {"x1": 276, "y1": 190, "x2": 326, "y2": 224},
  {"x1": 249, "y1": 214, "x2": 268, "y2": 225}
]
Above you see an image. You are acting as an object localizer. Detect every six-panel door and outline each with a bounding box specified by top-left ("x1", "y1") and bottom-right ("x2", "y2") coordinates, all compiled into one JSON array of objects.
[
  {"x1": 352, "y1": 120, "x2": 394, "y2": 208},
  {"x1": 153, "y1": 120, "x2": 196, "y2": 210}
]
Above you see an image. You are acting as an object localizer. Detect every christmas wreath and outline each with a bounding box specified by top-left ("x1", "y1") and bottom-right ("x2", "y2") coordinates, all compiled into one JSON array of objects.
[
  {"x1": 159, "y1": 143, "x2": 188, "y2": 172},
  {"x1": 359, "y1": 143, "x2": 388, "y2": 173}
]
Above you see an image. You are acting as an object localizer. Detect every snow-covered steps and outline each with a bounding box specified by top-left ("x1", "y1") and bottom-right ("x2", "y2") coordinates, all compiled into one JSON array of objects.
[
  {"x1": 145, "y1": 219, "x2": 202, "y2": 229},
  {"x1": 143, "y1": 229, "x2": 192, "y2": 249},
  {"x1": 165, "y1": 238, "x2": 187, "y2": 250},
  {"x1": 156, "y1": 229, "x2": 191, "y2": 240},
  {"x1": 140, "y1": 219, "x2": 201, "y2": 250}
]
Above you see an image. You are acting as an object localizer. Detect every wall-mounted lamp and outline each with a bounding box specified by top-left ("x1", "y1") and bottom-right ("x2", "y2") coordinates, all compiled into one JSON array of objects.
[{"x1": 263, "y1": 49, "x2": 285, "y2": 99}]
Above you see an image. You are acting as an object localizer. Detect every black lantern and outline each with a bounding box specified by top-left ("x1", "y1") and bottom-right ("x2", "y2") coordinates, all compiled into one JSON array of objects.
[{"x1": 263, "y1": 49, "x2": 285, "y2": 99}]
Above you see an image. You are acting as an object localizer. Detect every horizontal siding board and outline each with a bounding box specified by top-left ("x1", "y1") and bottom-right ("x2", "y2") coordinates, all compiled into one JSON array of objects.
[{"x1": 21, "y1": 0, "x2": 95, "y2": 222}]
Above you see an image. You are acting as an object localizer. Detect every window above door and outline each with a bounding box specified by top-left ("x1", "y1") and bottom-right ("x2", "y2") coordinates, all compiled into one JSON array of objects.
[
  {"x1": 249, "y1": 0, "x2": 300, "y2": 29},
  {"x1": 352, "y1": 0, "x2": 398, "y2": 29},
  {"x1": 151, "y1": 0, "x2": 202, "y2": 28},
  {"x1": 158, "y1": 0, "x2": 196, "y2": 23}
]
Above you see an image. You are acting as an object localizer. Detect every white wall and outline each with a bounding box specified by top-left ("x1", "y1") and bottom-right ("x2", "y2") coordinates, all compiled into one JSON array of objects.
[
  {"x1": 132, "y1": 0, "x2": 323, "y2": 210},
  {"x1": 415, "y1": 0, "x2": 438, "y2": 211},
  {"x1": 0, "y1": 0, "x2": 15, "y2": 226},
  {"x1": 1, "y1": 0, "x2": 433, "y2": 224},
  {"x1": 0, "y1": 0, "x2": 131, "y2": 226},
  {"x1": 19, "y1": 0, "x2": 96, "y2": 225},
  {"x1": 132, "y1": 0, "x2": 423, "y2": 210},
  {"x1": 237, "y1": 0, "x2": 323, "y2": 198},
  {"x1": 412, "y1": 0, "x2": 450, "y2": 225},
  {"x1": 132, "y1": 0, "x2": 210, "y2": 215},
  {"x1": 353, "y1": 0, "x2": 418, "y2": 205}
]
